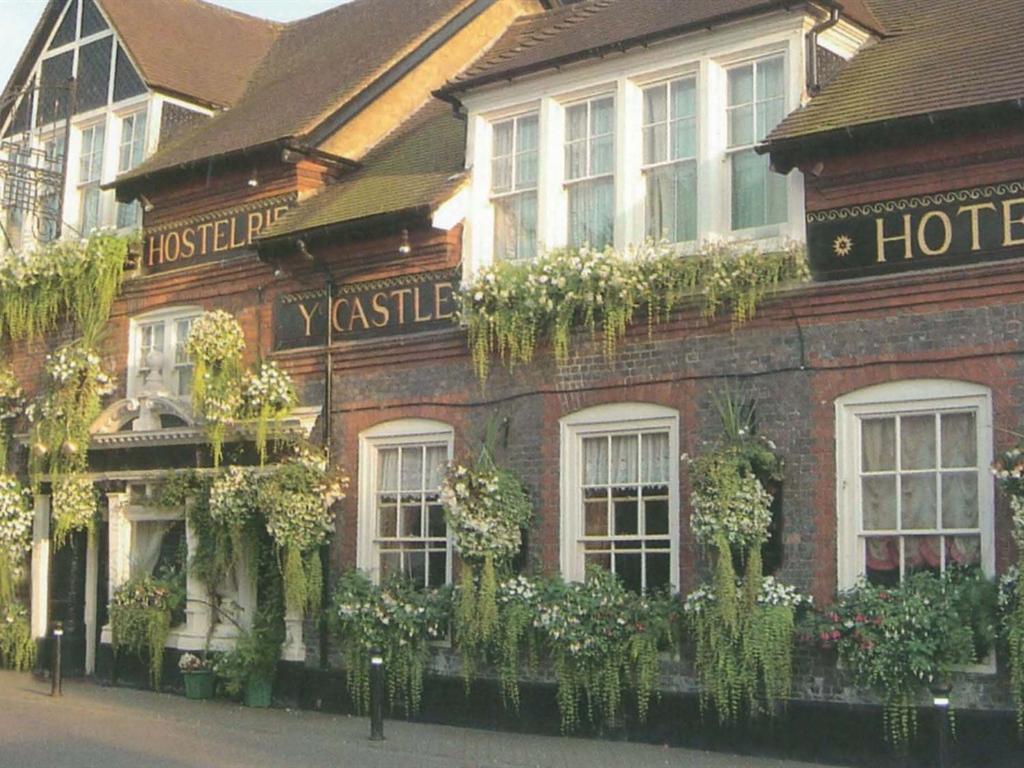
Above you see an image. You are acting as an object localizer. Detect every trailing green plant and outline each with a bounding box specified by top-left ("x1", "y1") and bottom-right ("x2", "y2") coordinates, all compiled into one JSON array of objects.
[
  {"x1": 213, "y1": 607, "x2": 283, "y2": 697},
  {"x1": 992, "y1": 446, "x2": 1024, "y2": 733},
  {"x1": 816, "y1": 568, "x2": 994, "y2": 746},
  {"x1": 533, "y1": 568, "x2": 673, "y2": 733},
  {"x1": 683, "y1": 574, "x2": 812, "y2": 723},
  {"x1": 109, "y1": 573, "x2": 185, "y2": 690},
  {"x1": 683, "y1": 394, "x2": 801, "y2": 724},
  {"x1": 0, "y1": 232, "x2": 131, "y2": 343},
  {"x1": 330, "y1": 570, "x2": 451, "y2": 716},
  {"x1": 27, "y1": 343, "x2": 116, "y2": 484},
  {"x1": 494, "y1": 575, "x2": 541, "y2": 714},
  {"x1": 50, "y1": 474, "x2": 97, "y2": 550},
  {"x1": 259, "y1": 446, "x2": 346, "y2": 617},
  {"x1": 0, "y1": 601, "x2": 34, "y2": 671},
  {"x1": 186, "y1": 310, "x2": 245, "y2": 466},
  {"x1": 458, "y1": 240, "x2": 808, "y2": 380},
  {"x1": 240, "y1": 360, "x2": 297, "y2": 465},
  {"x1": 440, "y1": 450, "x2": 532, "y2": 686},
  {"x1": 0, "y1": 362, "x2": 23, "y2": 471},
  {"x1": 209, "y1": 466, "x2": 260, "y2": 576}
]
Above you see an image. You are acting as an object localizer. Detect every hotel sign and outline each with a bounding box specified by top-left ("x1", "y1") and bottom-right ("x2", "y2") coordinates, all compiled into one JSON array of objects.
[
  {"x1": 275, "y1": 268, "x2": 460, "y2": 349},
  {"x1": 806, "y1": 181, "x2": 1024, "y2": 279},
  {"x1": 143, "y1": 194, "x2": 295, "y2": 273}
]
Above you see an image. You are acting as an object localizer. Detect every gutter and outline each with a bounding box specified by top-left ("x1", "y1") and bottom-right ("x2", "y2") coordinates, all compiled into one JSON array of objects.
[{"x1": 806, "y1": 4, "x2": 840, "y2": 96}]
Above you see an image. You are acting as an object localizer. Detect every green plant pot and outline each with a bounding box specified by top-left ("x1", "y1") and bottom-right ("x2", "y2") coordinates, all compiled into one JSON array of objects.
[
  {"x1": 243, "y1": 677, "x2": 273, "y2": 708},
  {"x1": 183, "y1": 670, "x2": 215, "y2": 700}
]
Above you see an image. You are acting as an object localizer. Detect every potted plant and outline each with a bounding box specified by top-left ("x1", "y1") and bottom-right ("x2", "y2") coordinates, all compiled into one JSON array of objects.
[
  {"x1": 178, "y1": 653, "x2": 215, "y2": 700},
  {"x1": 214, "y1": 621, "x2": 280, "y2": 708}
]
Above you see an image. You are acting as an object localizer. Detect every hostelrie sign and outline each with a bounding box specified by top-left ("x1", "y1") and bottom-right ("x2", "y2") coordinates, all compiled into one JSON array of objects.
[
  {"x1": 275, "y1": 268, "x2": 460, "y2": 349},
  {"x1": 143, "y1": 194, "x2": 296, "y2": 273},
  {"x1": 806, "y1": 181, "x2": 1024, "y2": 279}
]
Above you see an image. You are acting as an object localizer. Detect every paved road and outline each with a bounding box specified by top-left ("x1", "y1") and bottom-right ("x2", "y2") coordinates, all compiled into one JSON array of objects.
[{"x1": 0, "y1": 671, "x2": 834, "y2": 768}]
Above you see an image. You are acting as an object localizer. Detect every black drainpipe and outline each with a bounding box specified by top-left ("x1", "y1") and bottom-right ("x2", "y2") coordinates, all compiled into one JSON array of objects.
[
  {"x1": 807, "y1": 6, "x2": 841, "y2": 96},
  {"x1": 320, "y1": 265, "x2": 333, "y2": 669}
]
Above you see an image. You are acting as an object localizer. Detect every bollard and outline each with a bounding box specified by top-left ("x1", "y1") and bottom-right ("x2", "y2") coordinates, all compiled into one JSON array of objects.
[
  {"x1": 369, "y1": 648, "x2": 385, "y2": 741},
  {"x1": 51, "y1": 623, "x2": 64, "y2": 697},
  {"x1": 931, "y1": 682, "x2": 952, "y2": 768}
]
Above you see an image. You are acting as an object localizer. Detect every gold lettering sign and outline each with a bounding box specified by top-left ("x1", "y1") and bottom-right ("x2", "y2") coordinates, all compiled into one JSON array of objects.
[
  {"x1": 144, "y1": 196, "x2": 295, "y2": 273},
  {"x1": 275, "y1": 270, "x2": 460, "y2": 350},
  {"x1": 808, "y1": 181, "x2": 1024, "y2": 279}
]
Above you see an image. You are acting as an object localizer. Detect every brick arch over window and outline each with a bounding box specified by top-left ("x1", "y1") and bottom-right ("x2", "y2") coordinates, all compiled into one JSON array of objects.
[
  {"x1": 560, "y1": 402, "x2": 680, "y2": 593},
  {"x1": 834, "y1": 379, "x2": 995, "y2": 590}
]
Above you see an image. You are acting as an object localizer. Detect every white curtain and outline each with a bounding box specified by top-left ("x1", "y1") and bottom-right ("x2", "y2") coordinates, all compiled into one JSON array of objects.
[
  {"x1": 130, "y1": 520, "x2": 172, "y2": 578},
  {"x1": 641, "y1": 433, "x2": 670, "y2": 484},
  {"x1": 425, "y1": 445, "x2": 448, "y2": 492},
  {"x1": 378, "y1": 448, "x2": 399, "y2": 492}
]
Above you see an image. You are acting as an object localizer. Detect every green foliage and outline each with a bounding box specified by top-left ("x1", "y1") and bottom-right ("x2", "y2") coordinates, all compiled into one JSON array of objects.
[
  {"x1": 534, "y1": 569, "x2": 673, "y2": 733},
  {"x1": 817, "y1": 569, "x2": 994, "y2": 745},
  {"x1": 0, "y1": 233, "x2": 131, "y2": 343},
  {"x1": 0, "y1": 602, "x2": 34, "y2": 671},
  {"x1": 213, "y1": 608, "x2": 283, "y2": 696},
  {"x1": 0, "y1": 362, "x2": 23, "y2": 471},
  {"x1": 992, "y1": 447, "x2": 1024, "y2": 733},
  {"x1": 240, "y1": 360, "x2": 297, "y2": 465},
  {"x1": 50, "y1": 474, "x2": 97, "y2": 550},
  {"x1": 110, "y1": 573, "x2": 185, "y2": 690},
  {"x1": 329, "y1": 570, "x2": 451, "y2": 716},
  {"x1": 442, "y1": 453, "x2": 532, "y2": 685},
  {"x1": 28, "y1": 343, "x2": 115, "y2": 485},
  {"x1": 187, "y1": 311, "x2": 245, "y2": 467},
  {"x1": 494, "y1": 576, "x2": 540, "y2": 714},
  {"x1": 458, "y1": 241, "x2": 808, "y2": 380}
]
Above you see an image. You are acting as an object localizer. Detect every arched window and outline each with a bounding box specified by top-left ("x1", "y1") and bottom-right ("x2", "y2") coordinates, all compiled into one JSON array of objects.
[
  {"x1": 560, "y1": 403, "x2": 680, "y2": 593},
  {"x1": 835, "y1": 380, "x2": 995, "y2": 589},
  {"x1": 357, "y1": 419, "x2": 454, "y2": 587}
]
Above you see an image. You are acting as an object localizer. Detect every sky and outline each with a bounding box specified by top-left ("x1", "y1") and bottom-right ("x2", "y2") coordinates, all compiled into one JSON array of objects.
[{"x1": 0, "y1": 0, "x2": 347, "y2": 89}]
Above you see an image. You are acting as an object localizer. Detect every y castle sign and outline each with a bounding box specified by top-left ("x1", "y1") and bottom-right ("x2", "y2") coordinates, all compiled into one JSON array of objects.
[{"x1": 807, "y1": 181, "x2": 1024, "y2": 279}]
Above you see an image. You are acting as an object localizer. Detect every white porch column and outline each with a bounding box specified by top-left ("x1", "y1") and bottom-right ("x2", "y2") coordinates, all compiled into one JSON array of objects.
[
  {"x1": 84, "y1": 529, "x2": 98, "y2": 675},
  {"x1": 106, "y1": 492, "x2": 131, "y2": 601},
  {"x1": 30, "y1": 495, "x2": 50, "y2": 639}
]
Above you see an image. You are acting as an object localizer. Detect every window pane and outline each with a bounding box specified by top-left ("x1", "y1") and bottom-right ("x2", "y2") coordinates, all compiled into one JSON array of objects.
[
  {"x1": 591, "y1": 97, "x2": 614, "y2": 137},
  {"x1": 609, "y1": 434, "x2": 638, "y2": 484},
  {"x1": 643, "y1": 85, "x2": 667, "y2": 126},
  {"x1": 428, "y1": 551, "x2": 447, "y2": 588},
  {"x1": 671, "y1": 79, "x2": 696, "y2": 120},
  {"x1": 905, "y1": 535, "x2": 941, "y2": 577},
  {"x1": 516, "y1": 149, "x2": 538, "y2": 189},
  {"x1": 590, "y1": 132, "x2": 614, "y2": 175},
  {"x1": 380, "y1": 551, "x2": 401, "y2": 580},
  {"x1": 945, "y1": 535, "x2": 981, "y2": 569},
  {"x1": 757, "y1": 97, "x2": 785, "y2": 142},
  {"x1": 400, "y1": 503, "x2": 422, "y2": 537},
  {"x1": 902, "y1": 474, "x2": 937, "y2": 529},
  {"x1": 729, "y1": 104, "x2": 753, "y2": 147},
  {"x1": 643, "y1": 125, "x2": 666, "y2": 166},
  {"x1": 728, "y1": 65, "x2": 753, "y2": 107},
  {"x1": 645, "y1": 161, "x2": 696, "y2": 242},
  {"x1": 615, "y1": 552, "x2": 642, "y2": 593},
  {"x1": 862, "y1": 417, "x2": 895, "y2": 471},
  {"x1": 566, "y1": 103, "x2": 588, "y2": 142},
  {"x1": 900, "y1": 415, "x2": 936, "y2": 469},
  {"x1": 644, "y1": 496, "x2": 669, "y2": 535},
  {"x1": 757, "y1": 57, "x2": 785, "y2": 100},
  {"x1": 941, "y1": 472, "x2": 978, "y2": 528},
  {"x1": 492, "y1": 155, "x2": 512, "y2": 194},
  {"x1": 568, "y1": 177, "x2": 614, "y2": 248},
  {"x1": 641, "y1": 432, "x2": 670, "y2": 483},
  {"x1": 425, "y1": 445, "x2": 447, "y2": 490},
  {"x1": 407, "y1": 547, "x2": 427, "y2": 586},
  {"x1": 583, "y1": 437, "x2": 608, "y2": 485},
  {"x1": 865, "y1": 537, "x2": 900, "y2": 585},
  {"x1": 671, "y1": 118, "x2": 696, "y2": 161},
  {"x1": 117, "y1": 201, "x2": 141, "y2": 229},
  {"x1": 862, "y1": 475, "x2": 897, "y2": 530},
  {"x1": 427, "y1": 502, "x2": 446, "y2": 538},
  {"x1": 584, "y1": 489, "x2": 608, "y2": 535},
  {"x1": 493, "y1": 121, "x2": 514, "y2": 157},
  {"x1": 941, "y1": 412, "x2": 976, "y2": 467},
  {"x1": 731, "y1": 149, "x2": 764, "y2": 229},
  {"x1": 517, "y1": 115, "x2": 538, "y2": 152},
  {"x1": 378, "y1": 448, "x2": 399, "y2": 491},
  {"x1": 646, "y1": 552, "x2": 671, "y2": 592},
  {"x1": 400, "y1": 448, "x2": 423, "y2": 490},
  {"x1": 613, "y1": 494, "x2": 638, "y2": 535},
  {"x1": 494, "y1": 192, "x2": 537, "y2": 261},
  {"x1": 378, "y1": 504, "x2": 397, "y2": 537},
  {"x1": 80, "y1": 186, "x2": 101, "y2": 232}
]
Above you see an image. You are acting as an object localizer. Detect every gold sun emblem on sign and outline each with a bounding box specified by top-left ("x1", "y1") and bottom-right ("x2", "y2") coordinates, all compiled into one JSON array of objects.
[{"x1": 832, "y1": 234, "x2": 854, "y2": 258}]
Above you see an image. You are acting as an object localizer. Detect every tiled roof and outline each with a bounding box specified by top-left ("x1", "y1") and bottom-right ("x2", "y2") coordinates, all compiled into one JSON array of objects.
[
  {"x1": 260, "y1": 100, "x2": 466, "y2": 240},
  {"x1": 116, "y1": 0, "x2": 472, "y2": 184},
  {"x1": 441, "y1": 0, "x2": 883, "y2": 94},
  {"x1": 100, "y1": 0, "x2": 282, "y2": 109},
  {"x1": 766, "y1": 0, "x2": 1024, "y2": 146}
]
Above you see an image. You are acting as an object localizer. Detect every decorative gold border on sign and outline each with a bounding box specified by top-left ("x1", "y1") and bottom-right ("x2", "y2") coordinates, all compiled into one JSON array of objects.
[
  {"x1": 806, "y1": 181, "x2": 1024, "y2": 223},
  {"x1": 145, "y1": 192, "x2": 298, "y2": 236},
  {"x1": 278, "y1": 268, "x2": 460, "y2": 306}
]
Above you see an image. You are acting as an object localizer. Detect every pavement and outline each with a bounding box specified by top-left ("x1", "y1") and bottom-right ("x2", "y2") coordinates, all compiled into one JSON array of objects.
[{"x1": 0, "y1": 670, "x2": 834, "y2": 768}]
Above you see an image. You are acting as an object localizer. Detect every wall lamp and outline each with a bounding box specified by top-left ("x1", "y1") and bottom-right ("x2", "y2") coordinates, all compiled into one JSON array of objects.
[
  {"x1": 139, "y1": 194, "x2": 154, "y2": 213},
  {"x1": 297, "y1": 238, "x2": 314, "y2": 261},
  {"x1": 398, "y1": 228, "x2": 412, "y2": 255},
  {"x1": 247, "y1": 168, "x2": 259, "y2": 188}
]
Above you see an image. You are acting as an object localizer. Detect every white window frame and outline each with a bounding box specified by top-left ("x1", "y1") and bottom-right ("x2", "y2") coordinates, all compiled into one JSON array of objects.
[
  {"x1": 640, "y1": 74, "x2": 699, "y2": 244},
  {"x1": 460, "y1": 14, "x2": 810, "y2": 275},
  {"x1": 563, "y1": 93, "x2": 616, "y2": 249},
  {"x1": 357, "y1": 419, "x2": 454, "y2": 586},
  {"x1": 560, "y1": 403, "x2": 680, "y2": 591},
  {"x1": 127, "y1": 306, "x2": 202, "y2": 401},
  {"x1": 77, "y1": 120, "x2": 105, "y2": 233},
  {"x1": 724, "y1": 53, "x2": 788, "y2": 236},
  {"x1": 489, "y1": 111, "x2": 540, "y2": 261},
  {"x1": 835, "y1": 380, "x2": 995, "y2": 592}
]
